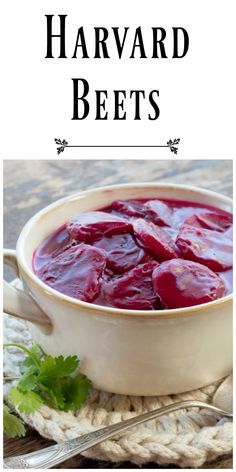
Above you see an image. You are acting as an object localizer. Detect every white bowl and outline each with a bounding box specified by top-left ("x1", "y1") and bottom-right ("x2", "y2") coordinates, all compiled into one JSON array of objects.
[{"x1": 3, "y1": 183, "x2": 233, "y2": 396}]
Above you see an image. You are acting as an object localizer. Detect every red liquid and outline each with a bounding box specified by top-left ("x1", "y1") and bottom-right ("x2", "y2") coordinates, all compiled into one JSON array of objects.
[{"x1": 33, "y1": 198, "x2": 233, "y2": 310}]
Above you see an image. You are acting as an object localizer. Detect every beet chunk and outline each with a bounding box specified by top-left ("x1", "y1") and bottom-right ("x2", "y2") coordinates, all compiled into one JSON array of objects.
[
  {"x1": 145, "y1": 199, "x2": 172, "y2": 226},
  {"x1": 101, "y1": 260, "x2": 160, "y2": 310},
  {"x1": 37, "y1": 243, "x2": 107, "y2": 302},
  {"x1": 110, "y1": 199, "x2": 146, "y2": 217},
  {"x1": 225, "y1": 225, "x2": 233, "y2": 239},
  {"x1": 152, "y1": 259, "x2": 226, "y2": 309},
  {"x1": 176, "y1": 225, "x2": 232, "y2": 271},
  {"x1": 183, "y1": 212, "x2": 232, "y2": 232},
  {"x1": 171, "y1": 206, "x2": 207, "y2": 229},
  {"x1": 67, "y1": 211, "x2": 132, "y2": 242},
  {"x1": 94, "y1": 233, "x2": 147, "y2": 274},
  {"x1": 33, "y1": 227, "x2": 75, "y2": 272},
  {"x1": 133, "y1": 218, "x2": 180, "y2": 261}
]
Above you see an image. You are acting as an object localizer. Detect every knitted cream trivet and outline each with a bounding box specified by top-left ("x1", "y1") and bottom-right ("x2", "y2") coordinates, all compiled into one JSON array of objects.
[{"x1": 3, "y1": 285, "x2": 232, "y2": 468}]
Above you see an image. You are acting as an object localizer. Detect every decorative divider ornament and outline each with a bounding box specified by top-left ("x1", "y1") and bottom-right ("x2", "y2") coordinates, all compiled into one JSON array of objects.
[{"x1": 54, "y1": 138, "x2": 180, "y2": 155}]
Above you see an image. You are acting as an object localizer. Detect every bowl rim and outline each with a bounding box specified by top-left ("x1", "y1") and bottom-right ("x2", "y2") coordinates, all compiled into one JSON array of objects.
[{"x1": 16, "y1": 182, "x2": 233, "y2": 319}]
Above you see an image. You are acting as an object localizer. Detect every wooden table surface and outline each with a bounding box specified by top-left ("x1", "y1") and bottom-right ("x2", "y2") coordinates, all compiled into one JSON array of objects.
[{"x1": 3, "y1": 159, "x2": 233, "y2": 469}]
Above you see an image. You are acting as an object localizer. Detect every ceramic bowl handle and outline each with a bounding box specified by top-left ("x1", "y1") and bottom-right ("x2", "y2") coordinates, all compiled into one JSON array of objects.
[{"x1": 3, "y1": 249, "x2": 51, "y2": 327}]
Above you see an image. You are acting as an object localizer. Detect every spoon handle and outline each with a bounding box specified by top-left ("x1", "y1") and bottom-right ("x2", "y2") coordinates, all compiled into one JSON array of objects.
[{"x1": 4, "y1": 400, "x2": 232, "y2": 469}]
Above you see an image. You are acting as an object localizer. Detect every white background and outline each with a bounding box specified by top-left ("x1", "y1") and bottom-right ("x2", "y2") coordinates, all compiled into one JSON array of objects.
[{"x1": 1, "y1": 0, "x2": 235, "y2": 158}]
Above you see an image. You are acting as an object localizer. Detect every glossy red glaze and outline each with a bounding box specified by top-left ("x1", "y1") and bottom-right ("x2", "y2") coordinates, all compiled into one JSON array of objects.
[
  {"x1": 33, "y1": 198, "x2": 233, "y2": 310},
  {"x1": 152, "y1": 259, "x2": 226, "y2": 309},
  {"x1": 67, "y1": 211, "x2": 132, "y2": 242},
  {"x1": 176, "y1": 225, "x2": 232, "y2": 272},
  {"x1": 36, "y1": 243, "x2": 107, "y2": 302},
  {"x1": 101, "y1": 260, "x2": 160, "y2": 310}
]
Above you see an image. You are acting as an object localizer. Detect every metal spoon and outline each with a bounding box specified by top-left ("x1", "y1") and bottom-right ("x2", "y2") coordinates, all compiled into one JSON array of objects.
[{"x1": 4, "y1": 375, "x2": 232, "y2": 469}]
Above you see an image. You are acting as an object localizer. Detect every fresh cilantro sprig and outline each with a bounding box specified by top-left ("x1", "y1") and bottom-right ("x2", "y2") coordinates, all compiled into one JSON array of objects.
[
  {"x1": 3, "y1": 343, "x2": 92, "y2": 437},
  {"x1": 3, "y1": 403, "x2": 26, "y2": 438}
]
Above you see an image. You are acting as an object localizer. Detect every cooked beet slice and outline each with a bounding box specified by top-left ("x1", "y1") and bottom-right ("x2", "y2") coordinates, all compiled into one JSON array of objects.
[
  {"x1": 67, "y1": 211, "x2": 132, "y2": 242},
  {"x1": 34, "y1": 197, "x2": 233, "y2": 311},
  {"x1": 133, "y1": 218, "x2": 180, "y2": 261},
  {"x1": 145, "y1": 199, "x2": 172, "y2": 226},
  {"x1": 94, "y1": 233, "x2": 147, "y2": 274},
  {"x1": 110, "y1": 199, "x2": 146, "y2": 217},
  {"x1": 176, "y1": 225, "x2": 232, "y2": 272},
  {"x1": 183, "y1": 212, "x2": 232, "y2": 232},
  {"x1": 37, "y1": 243, "x2": 107, "y2": 302},
  {"x1": 162, "y1": 226, "x2": 179, "y2": 242},
  {"x1": 225, "y1": 225, "x2": 233, "y2": 239},
  {"x1": 33, "y1": 227, "x2": 76, "y2": 272},
  {"x1": 152, "y1": 259, "x2": 226, "y2": 309},
  {"x1": 101, "y1": 260, "x2": 160, "y2": 310},
  {"x1": 171, "y1": 206, "x2": 207, "y2": 229}
]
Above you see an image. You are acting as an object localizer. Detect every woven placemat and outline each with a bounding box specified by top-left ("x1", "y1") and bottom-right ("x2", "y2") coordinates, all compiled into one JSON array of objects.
[{"x1": 3, "y1": 283, "x2": 232, "y2": 468}]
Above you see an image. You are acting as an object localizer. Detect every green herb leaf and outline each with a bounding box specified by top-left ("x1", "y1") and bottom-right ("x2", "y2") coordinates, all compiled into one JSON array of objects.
[
  {"x1": 44, "y1": 383, "x2": 67, "y2": 410},
  {"x1": 9, "y1": 388, "x2": 43, "y2": 414},
  {"x1": 61, "y1": 374, "x2": 92, "y2": 411},
  {"x1": 39, "y1": 355, "x2": 79, "y2": 380},
  {"x1": 20, "y1": 344, "x2": 43, "y2": 375},
  {"x1": 4, "y1": 343, "x2": 92, "y2": 417},
  {"x1": 18, "y1": 367, "x2": 38, "y2": 392},
  {"x1": 3, "y1": 404, "x2": 26, "y2": 438},
  {"x1": 29, "y1": 343, "x2": 44, "y2": 360}
]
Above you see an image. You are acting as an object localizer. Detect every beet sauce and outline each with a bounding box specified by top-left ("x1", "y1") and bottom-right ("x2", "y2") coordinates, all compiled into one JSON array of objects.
[{"x1": 33, "y1": 198, "x2": 233, "y2": 310}]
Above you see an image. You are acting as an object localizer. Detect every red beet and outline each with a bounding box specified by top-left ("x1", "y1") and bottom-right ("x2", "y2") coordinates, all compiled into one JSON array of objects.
[
  {"x1": 225, "y1": 226, "x2": 233, "y2": 239},
  {"x1": 171, "y1": 206, "x2": 207, "y2": 229},
  {"x1": 33, "y1": 227, "x2": 75, "y2": 272},
  {"x1": 94, "y1": 233, "x2": 147, "y2": 274},
  {"x1": 37, "y1": 243, "x2": 107, "y2": 302},
  {"x1": 34, "y1": 198, "x2": 233, "y2": 310},
  {"x1": 133, "y1": 218, "x2": 180, "y2": 261},
  {"x1": 101, "y1": 260, "x2": 160, "y2": 310},
  {"x1": 183, "y1": 212, "x2": 232, "y2": 232},
  {"x1": 176, "y1": 225, "x2": 232, "y2": 272},
  {"x1": 152, "y1": 258, "x2": 226, "y2": 309},
  {"x1": 145, "y1": 199, "x2": 172, "y2": 226},
  {"x1": 67, "y1": 211, "x2": 132, "y2": 242},
  {"x1": 110, "y1": 199, "x2": 146, "y2": 217}
]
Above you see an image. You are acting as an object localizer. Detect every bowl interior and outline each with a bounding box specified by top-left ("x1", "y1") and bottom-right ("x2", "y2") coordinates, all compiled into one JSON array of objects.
[{"x1": 18, "y1": 183, "x2": 232, "y2": 273}]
